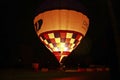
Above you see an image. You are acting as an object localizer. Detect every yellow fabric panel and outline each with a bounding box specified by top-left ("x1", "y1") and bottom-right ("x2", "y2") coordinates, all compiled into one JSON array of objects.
[
  {"x1": 71, "y1": 44, "x2": 75, "y2": 48},
  {"x1": 49, "y1": 43, "x2": 54, "y2": 48},
  {"x1": 55, "y1": 38, "x2": 60, "y2": 43},
  {"x1": 53, "y1": 47, "x2": 59, "y2": 51},
  {"x1": 48, "y1": 33, "x2": 55, "y2": 38},
  {"x1": 66, "y1": 33, "x2": 72, "y2": 38},
  {"x1": 44, "y1": 40, "x2": 48, "y2": 44},
  {"x1": 70, "y1": 39, "x2": 75, "y2": 43}
]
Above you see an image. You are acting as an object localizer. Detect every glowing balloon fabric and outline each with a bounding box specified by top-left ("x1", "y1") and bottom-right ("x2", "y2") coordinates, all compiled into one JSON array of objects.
[
  {"x1": 34, "y1": 9, "x2": 89, "y2": 63},
  {"x1": 34, "y1": 10, "x2": 89, "y2": 36},
  {"x1": 39, "y1": 30, "x2": 83, "y2": 62}
]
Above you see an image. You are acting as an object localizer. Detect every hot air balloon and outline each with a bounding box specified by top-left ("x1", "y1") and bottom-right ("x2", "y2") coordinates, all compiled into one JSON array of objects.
[{"x1": 33, "y1": 0, "x2": 89, "y2": 64}]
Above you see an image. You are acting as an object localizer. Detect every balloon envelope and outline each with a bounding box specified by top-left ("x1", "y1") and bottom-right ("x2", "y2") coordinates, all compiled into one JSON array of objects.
[{"x1": 34, "y1": 9, "x2": 89, "y2": 63}]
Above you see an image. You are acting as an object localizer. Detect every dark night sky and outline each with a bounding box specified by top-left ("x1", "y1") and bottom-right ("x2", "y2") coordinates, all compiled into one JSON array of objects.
[{"x1": 0, "y1": 0, "x2": 120, "y2": 72}]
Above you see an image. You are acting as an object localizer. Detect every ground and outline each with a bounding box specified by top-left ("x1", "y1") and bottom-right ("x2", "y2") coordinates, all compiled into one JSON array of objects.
[{"x1": 0, "y1": 68, "x2": 110, "y2": 80}]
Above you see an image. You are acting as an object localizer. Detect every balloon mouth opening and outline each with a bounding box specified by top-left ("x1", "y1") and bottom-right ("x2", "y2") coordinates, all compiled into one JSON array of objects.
[{"x1": 53, "y1": 51, "x2": 70, "y2": 63}]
